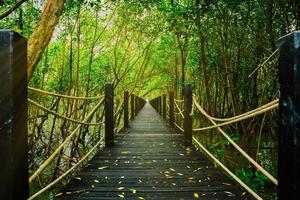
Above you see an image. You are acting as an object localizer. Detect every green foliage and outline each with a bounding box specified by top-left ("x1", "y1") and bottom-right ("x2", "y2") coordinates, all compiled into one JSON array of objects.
[{"x1": 236, "y1": 168, "x2": 269, "y2": 192}]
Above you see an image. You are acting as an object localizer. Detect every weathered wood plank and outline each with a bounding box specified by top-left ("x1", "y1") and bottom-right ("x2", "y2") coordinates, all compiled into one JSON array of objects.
[{"x1": 57, "y1": 102, "x2": 247, "y2": 200}]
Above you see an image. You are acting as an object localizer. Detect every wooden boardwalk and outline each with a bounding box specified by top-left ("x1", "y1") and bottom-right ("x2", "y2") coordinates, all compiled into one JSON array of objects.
[{"x1": 57, "y1": 102, "x2": 247, "y2": 200}]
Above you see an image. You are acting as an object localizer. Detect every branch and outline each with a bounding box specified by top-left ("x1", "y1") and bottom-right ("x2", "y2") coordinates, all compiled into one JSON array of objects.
[{"x1": 0, "y1": 0, "x2": 28, "y2": 20}]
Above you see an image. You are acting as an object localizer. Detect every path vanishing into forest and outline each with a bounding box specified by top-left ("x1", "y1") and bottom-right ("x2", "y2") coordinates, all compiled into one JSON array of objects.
[{"x1": 57, "y1": 102, "x2": 246, "y2": 200}]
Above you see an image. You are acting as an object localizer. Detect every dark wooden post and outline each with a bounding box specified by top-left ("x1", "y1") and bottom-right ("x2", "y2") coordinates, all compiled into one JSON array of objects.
[
  {"x1": 169, "y1": 91, "x2": 174, "y2": 127},
  {"x1": 135, "y1": 96, "x2": 139, "y2": 116},
  {"x1": 105, "y1": 83, "x2": 114, "y2": 147},
  {"x1": 124, "y1": 91, "x2": 129, "y2": 128},
  {"x1": 184, "y1": 84, "x2": 192, "y2": 147},
  {"x1": 131, "y1": 94, "x2": 135, "y2": 120},
  {"x1": 158, "y1": 96, "x2": 162, "y2": 115},
  {"x1": 0, "y1": 30, "x2": 28, "y2": 199},
  {"x1": 278, "y1": 31, "x2": 300, "y2": 199},
  {"x1": 163, "y1": 94, "x2": 166, "y2": 118}
]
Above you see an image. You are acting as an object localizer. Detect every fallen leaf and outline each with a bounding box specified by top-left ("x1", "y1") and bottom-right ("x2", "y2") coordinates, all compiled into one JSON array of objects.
[
  {"x1": 98, "y1": 166, "x2": 108, "y2": 170},
  {"x1": 222, "y1": 182, "x2": 231, "y2": 186},
  {"x1": 118, "y1": 187, "x2": 125, "y2": 190},
  {"x1": 117, "y1": 194, "x2": 125, "y2": 198},
  {"x1": 194, "y1": 192, "x2": 199, "y2": 198},
  {"x1": 130, "y1": 188, "x2": 137, "y2": 194},
  {"x1": 169, "y1": 168, "x2": 176, "y2": 172}
]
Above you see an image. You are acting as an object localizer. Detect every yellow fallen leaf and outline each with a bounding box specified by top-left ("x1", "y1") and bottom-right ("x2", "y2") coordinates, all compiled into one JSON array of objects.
[
  {"x1": 138, "y1": 196, "x2": 145, "y2": 199},
  {"x1": 98, "y1": 166, "x2": 108, "y2": 170},
  {"x1": 94, "y1": 180, "x2": 99, "y2": 183},
  {"x1": 117, "y1": 194, "x2": 125, "y2": 198},
  {"x1": 169, "y1": 168, "x2": 176, "y2": 172},
  {"x1": 118, "y1": 187, "x2": 125, "y2": 190},
  {"x1": 74, "y1": 177, "x2": 81, "y2": 180},
  {"x1": 130, "y1": 188, "x2": 137, "y2": 194},
  {"x1": 194, "y1": 192, "x2": 199, "y2": 198}
]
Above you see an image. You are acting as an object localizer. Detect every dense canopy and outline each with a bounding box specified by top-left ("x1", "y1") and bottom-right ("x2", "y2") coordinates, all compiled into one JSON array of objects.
[{"x1": 1, "y1": 0, "x2": 299, "y2": 199}]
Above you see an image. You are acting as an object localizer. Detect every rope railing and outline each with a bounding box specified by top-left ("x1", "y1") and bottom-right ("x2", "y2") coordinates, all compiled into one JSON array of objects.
[
  {"x1": 174, "y1": 100, "x2": 184, "y2": 118},
  {"x1": 193, "y1": 137, "x2": 263, "y2": 200},
  {"x1": 28, "y1": 98, "x2": 104, "y2": 126},
  {"x1": 193, "y1": 101, "x2": 278, "y2": 132},
  {"x1": 28, "y1": 86, "x2": 103, "y2": 100},
  {"x1": 29, "y1": 98, "x2": 104, "y2": 183},
  {"x1": 200, "y1": 99, "x2": 279, "y2": 122},
  {"x1": 174, "y1": 122, "x2": 184, "y2": 132},
  {"x1": 28, "y1": 137, "x2": 104, "y2": 200},
  {"x1": 155, "y1": 88, "x2": 279, "y2": 200},
  {"x1": 192, "y1": 97, "x2": 278, "y2": 186},
  {"x1": 174, "y1": 99, "x2": 184, "y2": 103}
]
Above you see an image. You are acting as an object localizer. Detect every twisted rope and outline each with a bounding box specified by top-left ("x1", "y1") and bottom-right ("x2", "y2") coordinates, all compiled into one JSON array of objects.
[
  {"x1": 193, "y1": 137, "x2": 263, "y2": 200},
  {"x1": 174, "y1": 100, "x2": 184, "y2": 119},
  {"x1": 28, "y1": 137, "x2": 104, "y2": 200},
  {"x1": 193, "y1": 102, "x2": 278, "y2": 132},
  {"x1": 192, "y1": 97, "x2": 278, "y2": 186},
  {"x1": 28, "y1": 98, "x2": 104, "y2": 126},
  {"x1": 28, "y1": 87, "x2": 103, "y2": 100},
  {"x1": 29, "y1": 99, "x2": 104, "y2": 183}
]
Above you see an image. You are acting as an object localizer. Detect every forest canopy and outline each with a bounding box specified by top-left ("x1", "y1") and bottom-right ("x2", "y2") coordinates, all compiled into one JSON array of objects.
[{"x1": 1, "y1": 0, "x2": 299, "y2": 199}]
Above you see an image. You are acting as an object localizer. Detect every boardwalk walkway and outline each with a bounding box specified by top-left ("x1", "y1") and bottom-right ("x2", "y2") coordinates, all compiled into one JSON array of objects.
[{"x1": 58, "y1": 102, "x2": 246, "y2": 200}]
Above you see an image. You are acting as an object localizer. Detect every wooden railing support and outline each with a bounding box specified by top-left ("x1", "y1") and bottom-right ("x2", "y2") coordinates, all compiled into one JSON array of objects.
[
  {"x1": 135, "y1": 95, "x2": 139, "y2": 116},
  {"x1": 163, "y1": 94, "x2": 166, "y2": 118},
  {"x1": 158, "y1": 96, "x2": 162, "y2": 115},
  {"x1": 124, "y1": 91, "x2": 129, "y2": 128},
  {"x1": 0, "y1": 30, "x2": 28, "y2": 199},
  {"x1": 184, "y1": 84, "x2": 192, "y2": 147},
  {"x1": 278, "y1": 31, "x2": 300, "y2": 200},
  {"x1": 131, "y1": 94, "x2": 135, "y2": 120},
  {"x1": 169, "y1": 92, "x2": 174, "y2": 126},
  {"x1": 105, "y1": 82, "x2": 114, "y2": 147}
]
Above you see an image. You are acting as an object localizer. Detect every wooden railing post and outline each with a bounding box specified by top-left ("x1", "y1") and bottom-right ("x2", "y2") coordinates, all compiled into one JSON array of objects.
[
  {"x1": 158, "y1": 96, "x2": 162, "y2": 115},
  {"x1": 135, "y1": 95, "x2": 139, "y2": 116},
  {"x1": 105, "y1": 82, "x2": 114, "y2": 147},
  {"x1": 163, "y1": 94, "x2": 166, "y2": 118},
  {"x1": 184, "y1": 84, "x2": 192, "y2": 147},
  {"x1": 131, "y1": 94, "x2": 135, "y2": 120},
  {"x1": 0, "y1": 30, "x2": 28, "y2": 199},
  {"x1": 124, "y1": 91, "x2": 129, "y2": 128},
  {"x1": 169, "y1": 91, "x2": 174, "y2": 127},
  {"x1": 154, "y1": 98, "x2": 158, "y2": 111},
  {"x1": 278, "y1": 31, "x2": 300, "y2": 200}
]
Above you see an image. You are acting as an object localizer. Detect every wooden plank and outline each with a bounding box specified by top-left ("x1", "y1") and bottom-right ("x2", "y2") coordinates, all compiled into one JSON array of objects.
[
  {"x1": 58, "y1": 101, "x2": 246, "y2": 200},
  {"x1": 0, "y1": 30, "x2": 28, "y2": 199}
]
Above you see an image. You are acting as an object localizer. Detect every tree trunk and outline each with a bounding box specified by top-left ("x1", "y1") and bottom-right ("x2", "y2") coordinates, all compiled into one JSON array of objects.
[{"x1": 27, "y1": 0, "x2": 64, "y2": 79}]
